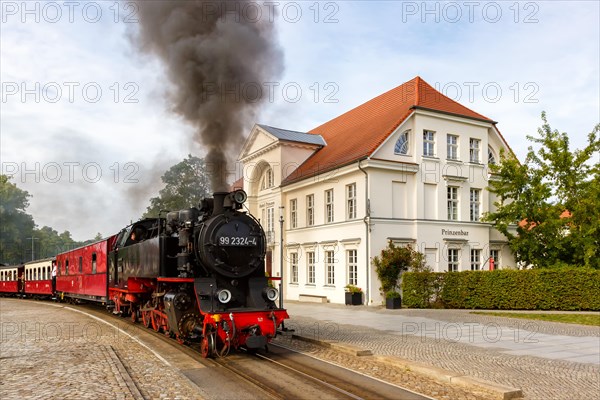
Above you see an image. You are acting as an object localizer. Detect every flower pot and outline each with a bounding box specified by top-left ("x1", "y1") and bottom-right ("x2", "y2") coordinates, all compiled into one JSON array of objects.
[
  {"x1": 386, "y1": 296, "x2": 401, "y2": 309},
  {"x1": 345, "y1": 292, "x2": 362, "y2": 306}
]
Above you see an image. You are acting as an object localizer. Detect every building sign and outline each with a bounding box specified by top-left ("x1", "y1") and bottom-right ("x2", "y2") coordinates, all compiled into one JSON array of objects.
[
  {"x1": 259, "y1": 201, "x2": 275, "y2": 209},
  {"x1": 441, "y1": 228, "x2": 469, "y2": 236}
]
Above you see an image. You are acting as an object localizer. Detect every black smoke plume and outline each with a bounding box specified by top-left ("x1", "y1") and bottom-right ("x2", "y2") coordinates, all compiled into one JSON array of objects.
[{"x1": 134, "y1": 1, "x2": 284, "y2": 191}]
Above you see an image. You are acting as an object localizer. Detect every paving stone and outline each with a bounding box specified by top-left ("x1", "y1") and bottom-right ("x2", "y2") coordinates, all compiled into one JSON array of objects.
[{"x1": 0, "y1": 298, "x2": 202, "y2": 400}]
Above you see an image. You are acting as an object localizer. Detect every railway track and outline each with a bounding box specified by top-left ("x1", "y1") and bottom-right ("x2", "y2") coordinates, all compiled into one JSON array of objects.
[{"x1": 70, "y1": 302, "x2": 432, "y2": 400}]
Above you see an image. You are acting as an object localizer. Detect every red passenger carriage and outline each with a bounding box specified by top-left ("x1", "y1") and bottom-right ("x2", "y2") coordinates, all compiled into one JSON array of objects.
[
  {"x1": 24, "y1": 257, "x2": 54, "y2": 297},
  {"x1": 55, "y1": 236, "x2": 117, "y2": 302},
  {"x1": 0, "y1": 264, "x2": 23, "y2": 296}
]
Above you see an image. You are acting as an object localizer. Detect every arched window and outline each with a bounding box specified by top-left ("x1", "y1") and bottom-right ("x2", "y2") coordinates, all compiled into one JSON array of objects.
[
  {"x1": 488, "y1": 146, "x2": 496, "y2": 165},
  {"x1": 394, "y1": 130, "x2": 410, "y2": 155},
  {"x1": 261, "y1": 167, "x2": 274, "y2": 190}
]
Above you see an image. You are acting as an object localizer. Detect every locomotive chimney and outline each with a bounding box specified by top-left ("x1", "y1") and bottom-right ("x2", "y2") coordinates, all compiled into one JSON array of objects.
[{"x1": 212, "y1": 192, "x2": 228, "y2": 216}]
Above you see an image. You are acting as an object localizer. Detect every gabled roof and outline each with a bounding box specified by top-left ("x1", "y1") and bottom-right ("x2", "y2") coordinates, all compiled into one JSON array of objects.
[
  {"x1": 257, "y1": 124, "x2": 326, "y2": 146},
  {"x1": 282, "y1": 76, "x2": 497, "y2": 185}
]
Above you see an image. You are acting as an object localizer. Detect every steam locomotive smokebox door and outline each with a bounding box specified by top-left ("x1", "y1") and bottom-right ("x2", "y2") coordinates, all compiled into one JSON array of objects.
[{"x1": 197, "y1": 213, "x2": 264, "y2": 279}]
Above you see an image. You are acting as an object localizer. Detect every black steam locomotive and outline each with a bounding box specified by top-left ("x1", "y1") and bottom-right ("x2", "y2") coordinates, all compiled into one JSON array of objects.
[{"x1": 108, "y1": 190, "x2": 288, "y2": 357}]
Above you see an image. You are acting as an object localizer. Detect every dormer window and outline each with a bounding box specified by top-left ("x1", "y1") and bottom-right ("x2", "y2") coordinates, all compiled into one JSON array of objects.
[
  {"x1": 394, "y1": 130, "x2": 410, "y2": 155},
  {"x1": 488, "y1": 146, "x2": 496, "y2": 165},
  {"x1": 261, "y1": 167, "x2": 274, "y2": 190}
]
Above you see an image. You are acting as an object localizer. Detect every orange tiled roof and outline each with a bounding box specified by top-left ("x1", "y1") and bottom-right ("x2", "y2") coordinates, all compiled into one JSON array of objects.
[{"x1": 282, "y1": 76, "x2": 495, "y2": 185}]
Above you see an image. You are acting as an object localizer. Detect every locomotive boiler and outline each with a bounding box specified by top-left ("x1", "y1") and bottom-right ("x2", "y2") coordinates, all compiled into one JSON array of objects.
[{"x1": 108, "y1": 190, "x2": 288, "y2": 357}]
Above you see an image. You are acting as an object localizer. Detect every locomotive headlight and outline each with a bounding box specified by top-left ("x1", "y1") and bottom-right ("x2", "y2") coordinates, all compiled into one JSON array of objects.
[
  {"x1": 216, "y1": 289, "x2": 232, "y2": 304},
  {"x1": 233, "y1": 190, "x2": 247, "y2": 204},
  {"x1": 264, "y1": 287, "x2": 279, "y2": 302}
]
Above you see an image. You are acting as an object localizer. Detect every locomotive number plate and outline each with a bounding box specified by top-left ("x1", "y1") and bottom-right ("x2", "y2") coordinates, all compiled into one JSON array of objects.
[{"x1": 218, "y1": 236, "x2": 257, "y2": 246}]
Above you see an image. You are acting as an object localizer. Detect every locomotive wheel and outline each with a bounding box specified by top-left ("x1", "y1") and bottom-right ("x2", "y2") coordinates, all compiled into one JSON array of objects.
[
  {"x1": 131, "y1": 307, "x2": 138, "y2": 323},
  {"x1": 151, "y1": 312, "x2": 161, "y2": 332},
  {"x1": 201, "y1": 335, "x2": 215, "y2": 358},
  {"x1": 142, "y1": 311, "x2": 152, "y2": 329}
]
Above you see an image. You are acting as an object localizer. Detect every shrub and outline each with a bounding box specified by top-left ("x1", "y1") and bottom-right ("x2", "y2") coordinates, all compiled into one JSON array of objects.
[
  {"x1": 402, "y1": 267, "x2": 600, "y2": 310},
  {"x1": 373, "y1": 241, "x2": 425, "y2": 299}
]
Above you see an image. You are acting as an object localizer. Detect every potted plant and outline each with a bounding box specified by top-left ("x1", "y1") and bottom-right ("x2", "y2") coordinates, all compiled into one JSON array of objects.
[
  {"x1": 385, "y1": 290, "x2": 401, "y2": 309},
  {"x1": 344, "y1": 284, "x2": 363, "y2": 305}
]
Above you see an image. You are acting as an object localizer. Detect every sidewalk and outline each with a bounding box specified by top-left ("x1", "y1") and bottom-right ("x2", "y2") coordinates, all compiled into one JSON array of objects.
[{"x1": 283, "y1": 301, "x2": 600, "y2": 400}]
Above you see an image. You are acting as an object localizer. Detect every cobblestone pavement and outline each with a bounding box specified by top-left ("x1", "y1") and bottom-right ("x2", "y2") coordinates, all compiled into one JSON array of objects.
[
  {"x1": 282, "y1": 302, "x2": 600, "y2": 400},
  {"x1": 272, "y1": 335, "x2": 501, "y2": 400},
  {"x1": 0, "y1": 298, "x2": 202, "y2": 400}
]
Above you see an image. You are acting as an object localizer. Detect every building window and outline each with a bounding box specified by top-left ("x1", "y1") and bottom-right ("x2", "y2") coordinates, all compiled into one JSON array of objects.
[
  {"x1": 470, "y1": 189, "x2": 481, "y2": 222},
  {"x1": 469, "y1": 138, "x2": 481, "y2": 163},
  {"x1": 423, "y1": 130, "x2": 435, "y2": 156},
  {"x1": 307, "y1": 252, "x2": 315, "y2": 284},
  {"x1": 394, "y1": 130, "x2": 409, "y2": 155},
  {"x1": 346, "y1": 183, "x2": 356, "y2": 220},
  {"x1": 447, "y1": 134, "x2": 459, "y2": 160},
  {"x1": 347, "y1": 250, "x2": 357, "y2": 286},
  {"x1": 325, "y1": 189, "x2": 334, "y2": 223},
  {"x1": 266, "y1": 207, "x2": 274, "y2": 243},
  {"x1": 488, "y1": 146, "x2": 496, "y2": 165},
  {"x1": 447, "y1": 186, "x2": 459, "y2": 220},
  {"x1": 66, "y1": 259, "x2": 69, "y2": 275},
  {"x1": 79, "y1": 256, "x2": 83, "y2": 273},
  {"x1": 290, "y1": 253, "x2": 298, "y2": 284},
  {"x1": 448, "y1": 249, "x2": 459, "y2": 271},
  {"x1": 490, "y1": 249, "x2": 500, "y2": 269},
  {"x1": 261, "y1": 167, "x2": 274, "y2": 190},
  {"x1": 290, "y1": 199, "x2": 297, "y2": 229},
  {"x1": 470, "y1": 249, "x2": 481, "y2": 270},
  {"x1": 306, "y1": 194, "x2": 314, "y2": 226},
  {"x1": 325, "y1": 250, "x2": 335, "y2": 285}
]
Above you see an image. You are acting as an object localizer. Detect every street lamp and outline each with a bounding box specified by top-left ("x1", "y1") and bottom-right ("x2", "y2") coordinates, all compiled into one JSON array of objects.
[{"x1": 279, "y1": 205, "x2": 284, "y2": 309}]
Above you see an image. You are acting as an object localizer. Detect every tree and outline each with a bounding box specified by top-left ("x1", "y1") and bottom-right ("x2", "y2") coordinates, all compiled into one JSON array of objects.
[
  {"x1": 0, "y1": 175, "x2": 35, "y2": 264},
  {"x1": 484, "y1": 113, "x2": 600, "y2": 269},
  {"x1": 373, "y1": 241, "x2": 426, "y2": 297},
  {"x1": 143, "y1": 155, "x2": 211, "y2": 218}
]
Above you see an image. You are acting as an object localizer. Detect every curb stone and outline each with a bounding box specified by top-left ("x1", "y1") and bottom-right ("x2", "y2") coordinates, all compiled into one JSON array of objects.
[{"x1": 292, "y1": 334, "x2": 523, "y2": 400}]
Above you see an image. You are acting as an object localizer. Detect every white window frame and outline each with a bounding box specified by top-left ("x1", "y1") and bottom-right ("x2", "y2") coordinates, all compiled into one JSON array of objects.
[
  {"x1": 447, "y1": 186, "x2": 459, "y2": 221},
  {"x1": 488, "y1": 146, "x2": 496, "y2": 165},
  {"x1": 448, "y1": 249, "x2": 459, "y2": 271},
  {"x1": 306, "y1": 194, "x2": 314, "y2": 226},
  {"x1": 469, "y1": 138, "x2": 481, "y2": 163},
  {"x1": 307, "y1": 251, "x2": 315, "y2": 285},
  {"x1": 470, "y1": 188, "x2": 481, "y2": 222},
  {"x1": 325, "y1": 189, "x2": 334, "y2": 223},
  {"x1": 423, "y1": 130, "x2": 435, "y2": 156},
  {"x1": 266, "y1": 207, "x2": 274, "y2": 243},
  {"x1": 346, "y1": 183, "x2": 356, "y2": 220},
  {"x1": 347, "y1": 250, "x2": 357, "y2": 286},
  {"x1": 470, "y1": 249, "x2": 481, "y2": 270},
  {"x1": 447, "y1": 134, "x2": 459, "y2": 160},
  {"x1": 490, "y1": 249, "x2": 500, "y2": 269},
  {"x1": 290, "y1": 252, "x2": 298, "y2": 284},
  {"x1": 394, "y1": 130, "x2": 410, "y2": 155},
  {"x1": 290, "y1": 199, "x2": 297, "y2": 229},
  {"x1": 261, "y1": 167, "x2": 274, "y2": 190},
  {"x1": 325, "y1": 250, "x2": 335, "y2": 285}
]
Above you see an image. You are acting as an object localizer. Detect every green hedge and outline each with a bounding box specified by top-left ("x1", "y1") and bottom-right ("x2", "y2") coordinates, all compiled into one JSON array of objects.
[{"x1": 401, "y1": 268, "x2": 600, "y2": 310}]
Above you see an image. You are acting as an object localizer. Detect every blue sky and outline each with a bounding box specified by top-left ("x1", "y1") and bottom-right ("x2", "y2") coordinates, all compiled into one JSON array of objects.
[{"x1": 1, "y1": 1, "x2": 599, "y2": 240}]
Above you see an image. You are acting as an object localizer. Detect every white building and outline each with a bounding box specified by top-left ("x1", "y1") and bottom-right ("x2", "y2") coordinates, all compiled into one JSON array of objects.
[{"x1": 236, "y1": 77, "x2": 516, "y2": 305}]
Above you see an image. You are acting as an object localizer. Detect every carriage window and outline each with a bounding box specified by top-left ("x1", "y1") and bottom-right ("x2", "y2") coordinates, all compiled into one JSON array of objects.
[
  {"x1": 79, "y1": 257, "x2": 83, "y2": 273},
  {"x1": 66, "y1": 260, "x2": 69, "y2": 275},
  {"x1": 92, "y1": 253, "x2": 97, "y2": 274}
]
